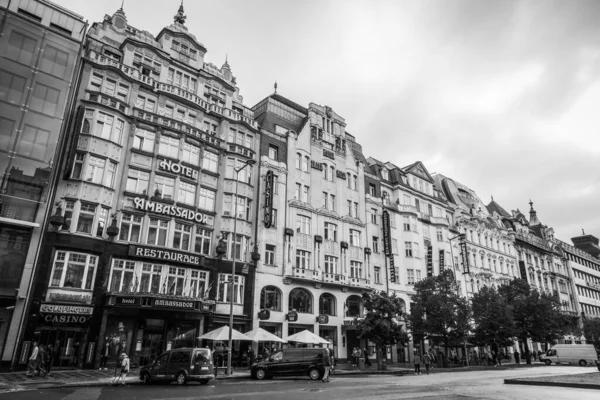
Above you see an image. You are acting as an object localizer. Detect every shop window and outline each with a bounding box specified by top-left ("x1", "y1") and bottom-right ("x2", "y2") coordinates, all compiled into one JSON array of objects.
[
  {"x1": 194, "y1": 227, "x2": 211, "y2": 255},
  {"x1": 289, "y1": 288, "x2": 312, "y2": 313},
  {"x1": 217, "y1": 273, "x2": 245, "y2": 304},
  {"x1": 109, "y1": 259, "x2": 135, "y2": 292},
  {"x1": 345, "y1": 295, "x2": 362, "y2": 317},
  {"x1": 260, "y1": 286, "x2": 282, "y2": 311},
  {"x1": 319, "y1": 293, "x2": 336, "y2": 316},
  {"x1": 119, "y1": 213, "x2": 142, "y2": 242},
  {"x1": 50, "y1": 251, "x2": 98, "y2": 290}
]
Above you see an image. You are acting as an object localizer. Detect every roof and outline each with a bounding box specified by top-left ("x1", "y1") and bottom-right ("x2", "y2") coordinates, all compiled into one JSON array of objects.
[{"x1": 486, "y1": 200, "x2": 511, "y2": 218}]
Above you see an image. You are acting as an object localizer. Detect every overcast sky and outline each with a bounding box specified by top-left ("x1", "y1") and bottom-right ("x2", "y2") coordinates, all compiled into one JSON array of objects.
[{"x1": 54, "y1": 0, "x2": 600, "y2": 243}]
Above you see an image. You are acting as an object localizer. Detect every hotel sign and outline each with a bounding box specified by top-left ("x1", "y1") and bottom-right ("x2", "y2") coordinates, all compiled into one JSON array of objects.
[
  {"x1": 158, "y1": 158, "x2": 198, "y2": 180},
  {"x1": 129, "y1": 245, "x2": 201, "y2": 266},
  {"x1": 133, "y1": 197, "x2": 208, "y2": 224},
  {"x1": 151, "y1": 298, "x2": 195, "y2": 309}
]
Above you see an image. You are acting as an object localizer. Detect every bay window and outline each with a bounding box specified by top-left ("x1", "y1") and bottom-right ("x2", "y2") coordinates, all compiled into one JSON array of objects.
[
  {"x1": 50, "y1": 251, "x2": 98, "y2": 290},
  {"x1": 224, "y1": 195, "x2": 250, "y2": 220},
  {"x1": 228, "y1": 234, "x2": 248, "y2": 261},
  {"x1": 226, "y1": 158, "x2": 253, "y2": 184},
  {"x1": 217, "y1": 273, "x2": 245, "y2": 304},
  {"x1": 82, "y1": 109, "x2": 124, "y2": 144},
  {"x1": 85, "y1": 156, "x2": 105, "y2": 184}
]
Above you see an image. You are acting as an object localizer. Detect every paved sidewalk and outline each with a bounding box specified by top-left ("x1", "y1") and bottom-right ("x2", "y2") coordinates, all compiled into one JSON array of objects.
[{"x1": 505, "y1": 371, "x2": 600, "y2": 390}]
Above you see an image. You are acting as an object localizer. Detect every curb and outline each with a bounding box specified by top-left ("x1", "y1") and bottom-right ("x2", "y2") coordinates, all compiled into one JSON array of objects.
[{"x1": 504, "y1": 379, "x2": 600, "y2": 390}]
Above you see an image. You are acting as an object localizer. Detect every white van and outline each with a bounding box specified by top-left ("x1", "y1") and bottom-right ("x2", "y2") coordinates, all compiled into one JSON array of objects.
[{"x1": 540, "y1": 344, "x2": 598, "y2": 366}]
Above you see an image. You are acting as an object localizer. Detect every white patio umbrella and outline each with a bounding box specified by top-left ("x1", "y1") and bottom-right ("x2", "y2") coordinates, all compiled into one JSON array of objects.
[
  {"x1": 245, "y1": 327, "x2": 284, "y2": 343},
  {"x1": 197, "y1": 326, "x2": 252, "y2": 341},
  {"x1": 285, "y1": 329, "x2": 330, "y2": 345}
]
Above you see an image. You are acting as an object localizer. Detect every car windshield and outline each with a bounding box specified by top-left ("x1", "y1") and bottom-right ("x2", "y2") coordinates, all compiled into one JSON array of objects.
[
  {"x1": 270, "y1": 351, "x2": 283, "y2": 361},
  {"x1": 195, "y1": 349, "x2": 211, "y2": 362}
]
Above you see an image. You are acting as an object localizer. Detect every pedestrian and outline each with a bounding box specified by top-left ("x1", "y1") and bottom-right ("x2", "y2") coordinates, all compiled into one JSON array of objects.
[
  {"x1": 36, "y1": 345, "x2": 47, "y2": 377},
  {"x1": 428, "y1": 350, "x2": 436, "y2": 370},
  {"x1": 321, "y1": 348, "x2": 331, "y2": 383},
  {"x1": 351, "y1": 347, "x2": 358, "y2": 366},
  {"x1": 246, "y1": 347, "x2": 255, "y2": 369},
  {"x1": 423, "y1": 353, "x2": 431, "y2": 374},
  {"x1": 514, "y1": 350, "x2": 520, "y2": 364},
  {"x1": 356, "y1": 347, "x2": 363, "y2": 367},
  {"x1": 26, "y1": 341, "x2": 39, "y2": 377},
  {"x1": 413, "y1": 352, "x2": 421, "y2": 375},
  {"x1": 46, "y1": 344, "x2": 55, "y2": 376},
  {"x1": 112, "y1": 353, "x2": 129, "y2": 385},
  {"x1": 100, "y1": 337, "x2": 110, "y2": 370},
  {"x1": 363, "y1": 346, "x2": 371, "y2": 367}
]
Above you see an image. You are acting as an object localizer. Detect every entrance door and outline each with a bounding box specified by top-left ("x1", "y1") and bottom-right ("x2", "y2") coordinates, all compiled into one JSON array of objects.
[
  {"x1": 346, "y1": 330, "x2": 360, "y2": 360},
  {"x1": 140, "y1": 332, "x2": 163, "y2": 366},
  {"x1": 38, "y1": 329, "x2": 84, "y2": 369}
]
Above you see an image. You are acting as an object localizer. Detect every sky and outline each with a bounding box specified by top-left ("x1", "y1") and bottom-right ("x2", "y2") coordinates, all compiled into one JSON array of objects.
[{"x1": 53, "y1": 0, "x2": 600, "y2": 243}]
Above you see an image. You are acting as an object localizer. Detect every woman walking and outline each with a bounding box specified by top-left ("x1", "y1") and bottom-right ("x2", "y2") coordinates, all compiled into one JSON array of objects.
[{"x1": 413, "y1": 352, "x2": 421, "y2": 375}]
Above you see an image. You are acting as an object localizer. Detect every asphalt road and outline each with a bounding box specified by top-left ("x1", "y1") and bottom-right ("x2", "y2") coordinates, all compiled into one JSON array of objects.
[{"x1": 2, "y1": 366, "x2": 598, "y2": 400}]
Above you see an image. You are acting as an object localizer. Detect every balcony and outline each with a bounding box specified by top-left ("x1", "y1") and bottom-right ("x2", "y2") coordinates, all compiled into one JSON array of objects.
[
  {"x1": 322, "y1": 273, "x2": 346, "y2": 285},
  {"x1": 227, "y1": 143, "x2": 256, "y2": 159},
  {"x1": 419, "y1": 213, "x2": 431, "y2": 223},
  {"x1": 430, "y1": 216, "x2": 449, "y2": 226},
  {"x1": 291, "y1": 267, "x2": 321, "y2": 280},
  {"x1": 348, "y1": 277, "x2": 370, "y2": 288},
  {"x1": 132, "y1": 108, "x2": 224, "y2": 149},
  {"x1": 87, "y1": 92, "x2": 128, "y2": 114},
  {"x1": 155, "y1": 82, "x2": 208, "y2": 111},
  {"x1": 88, "y1": 51, "x2": 154, "y2": 87},
  {"x1": 395, "y1": 204, "x2": 419, "y2": 214},
  {"x1": 224, "y1": 108, "x2": 258, "y2": 129}
]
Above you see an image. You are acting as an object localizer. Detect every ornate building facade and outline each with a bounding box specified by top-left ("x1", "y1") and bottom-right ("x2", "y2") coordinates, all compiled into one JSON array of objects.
[{"x1": 20, "y1": 4, "x2": 261, "y2": 369}]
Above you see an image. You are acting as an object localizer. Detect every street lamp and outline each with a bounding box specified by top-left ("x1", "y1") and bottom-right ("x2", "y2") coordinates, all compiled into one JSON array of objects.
[{"x1": 227, "y1": 158, "x2": 256, "y2": 375}]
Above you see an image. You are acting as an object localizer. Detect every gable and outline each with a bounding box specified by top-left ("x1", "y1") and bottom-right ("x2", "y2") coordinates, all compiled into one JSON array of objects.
[{"x1": 405, "y1": 161, "x2": 433, "y2": 183}]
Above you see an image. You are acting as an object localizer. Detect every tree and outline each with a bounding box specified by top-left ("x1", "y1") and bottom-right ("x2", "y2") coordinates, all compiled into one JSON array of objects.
[
  {"x1": 354, "y1": 290, "x2": 408, "y2": 370},
  {"x1": 498, "y1": 278, "x2": 566, "y2": 364},
  {"x1": 472, "y1": 286, "x2": 516, "y2": 348},
  {"x1": 407, "y1": 269, "x2": 472, "y2": 360},
  {"x1": 582, "y1": 317, "x2": 600, "y2": 351}
]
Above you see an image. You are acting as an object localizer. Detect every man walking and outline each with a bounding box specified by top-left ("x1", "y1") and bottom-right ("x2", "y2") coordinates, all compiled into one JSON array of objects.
[
  {"x1": 26, "y1": 341, "x2": 39, "y2": 377},
  {"x1": 112, "y1": 353, "x2": 129, "y2": 386},
  {"x1": 100, "y1": 337, "x2": 110, "y2": 370},
  {"x1": 363, "y1": 346, "x2": 372, "y2": 367},
  {"x1": 322, "y1": 348, "x2": 331, "y2": 383},
  {"x1": 414, "y1": 352, "x2": 421, "y2": 375},
  {"x1": 424, "y1": 352, "x2": 432, "y2": 374}
]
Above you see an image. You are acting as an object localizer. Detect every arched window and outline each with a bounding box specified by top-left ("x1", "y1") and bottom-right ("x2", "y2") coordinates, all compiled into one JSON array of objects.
[
  {"x1": 319, "y1": 293, "x2": 336, "y2": 316},
  {"x1": 345, "y1": 295, "x2": 362, "y2": 317},
  {"x1": 289, "y1": 288, "x2": 312, "y2": 313},
  {"x1": 346, "y1": 172, "x2": 351, "y2": 188},
  {"x1": 260, "y1": 286, "x2": 282, "y2": 311},
  {"x1": 295, "y1": 153, "x2": 301, "y2": 170}
]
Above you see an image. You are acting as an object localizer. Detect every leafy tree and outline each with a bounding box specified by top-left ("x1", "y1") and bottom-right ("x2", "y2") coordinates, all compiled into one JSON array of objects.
[
  {"x1": 498, "y1": 278, "x2": 565, "y2": 364},
  {"x1": 582, "y1": 317, "x2": 600, "y2": 351},
  {"x1": 407, "y1": 269, "x2": 472, "y2": 359},
  {"x1": 354, "y1": 290, "x2": 408, "y2": 370},
  {"x1": 472, "y1": 286, "x2": 516, "y2": 348}
]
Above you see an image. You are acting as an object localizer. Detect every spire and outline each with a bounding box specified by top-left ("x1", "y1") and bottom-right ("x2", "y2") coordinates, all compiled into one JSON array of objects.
[
  {"x1": 174, "y1": 0, "x2": 187, "y2": 25},
  {"x1": 120, "y1": 0, "x2": 124, "y2": 10},
  {"x1": 222, "y1": 54, "x2": 230, "y2": 70},
  {"x1": 274, "y1": 81, "x2": 278, "y2": 94},
  {"x1": 491, "y1": 194, "x2": 494, "y2": 202},
  {"x1": 528, "y1": 200, "x2": 540, "y2": 226}
]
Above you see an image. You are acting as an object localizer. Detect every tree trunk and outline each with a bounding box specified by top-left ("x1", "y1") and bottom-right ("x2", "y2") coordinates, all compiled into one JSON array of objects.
[{"x1": 523, "y1": 339, "x2": 532, "y2": 365}]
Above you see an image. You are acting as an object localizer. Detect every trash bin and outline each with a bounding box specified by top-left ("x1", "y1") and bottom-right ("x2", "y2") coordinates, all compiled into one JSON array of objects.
[{"x1": 358, "y1": 359, "x2": 365, "y2": 370}]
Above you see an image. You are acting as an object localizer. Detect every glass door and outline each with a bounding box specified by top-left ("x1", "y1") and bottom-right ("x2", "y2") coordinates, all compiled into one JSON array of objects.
[{"x1": 140, "y1": 332, "x2": 163, "y2": 367}]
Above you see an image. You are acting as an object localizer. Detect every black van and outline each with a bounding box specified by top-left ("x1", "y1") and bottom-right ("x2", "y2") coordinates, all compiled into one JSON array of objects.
[
  {"x1": 139, "y1": 347, "x2": 214, "y2": 385},
  {"x1": 251, "y1": 348, "x2": 327, "y2": 380}
]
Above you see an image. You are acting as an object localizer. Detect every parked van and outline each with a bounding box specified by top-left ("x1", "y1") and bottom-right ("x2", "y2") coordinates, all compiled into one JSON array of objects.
[
  {"x1": 251, "y1": 348, "x2": 327, "y2": 380},
  {"x1": 139, "y1": 347, "x2": 214, "y2": 385},
  {"x1": 540, "y1": 344, "x2": 598, "y2": 366}
]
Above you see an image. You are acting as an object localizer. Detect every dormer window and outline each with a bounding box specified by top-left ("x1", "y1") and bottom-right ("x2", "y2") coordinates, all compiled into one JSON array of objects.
[{"x1": 381, "y1": 169, "x2": 389, "y2": 181}]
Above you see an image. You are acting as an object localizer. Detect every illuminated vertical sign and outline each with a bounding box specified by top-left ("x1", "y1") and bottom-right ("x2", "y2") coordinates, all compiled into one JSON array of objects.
[
  {"x1": 382, "y1": 210, "x2": 391, "y2": 257},
  {"x1": 264, "y1": 170, "x2": 274, "y2": 228},
  {"x1": 518, "y1": 261, "x2": 527, "y2": 281},
  {"x1": 427, "y1": 245, "x2": 433, "y2": 276},
  {"x1": 439, "y1": 250, "x2": 445, "y2": 269},
  {"x1": 389, "y1": 256, "x2": 396, "y2": 283},
  {"x1": 459, "y1": 234, "x2": 470, "y2": 274}
]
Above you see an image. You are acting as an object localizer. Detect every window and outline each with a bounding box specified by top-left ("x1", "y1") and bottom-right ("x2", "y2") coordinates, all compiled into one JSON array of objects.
[
  {"x1": 323, "y1": 192, "x2": 335, "y2": 211},
  {"x1": 347, "y1": 173, "x2": 351, "y2": 188},
  {"x1": 347, "y1": 200, "x2": 352, "y2": 216},
  {"x1": 225, "y1": 158, "x2": 253, "y2": 184},
  {"x1": 158, "y1": 136, "x2": 179, "y2": 159},
  {"x1": 265, "y1": 244, "x2": 276, "y2": 265},
  {"x1": 407, "y1": 269, "x2": 415, "y2": 285},
  {"x1": 289, "y1": 288, "x2": 312, "y2": 313},
  {"x1": 268, "y1": 145, "x2": 278, "y2": 161},
  {"x1": 71, "y1": 153, "x2": 85, "y2": 179},
  {"x1": 372, "y1": 237, "x2": 379, "y2": 253},
  {"x1": 392, "y1": 238, "x2": 398, "y2": 254},
  {"x1": 217, "y1": 273, "x2": 245, "y2": 304},
  {"x1": 381, "y1": 169, "x2": 389, "y2": 180},
  {"x1": 319, "y1": 293, "x2": 336, "y2": 316},
  {"x1": 153, "y1": 175, "x2": 175, "y2": 200},
  {"x1": 413, "y1": 242, "x2": 420, "y2": 258},
  {"x1": 50, "y1": 251, "x2": 98, "y2": 290},
  {"x1": 374, "y1": 267, "x2": 381, "y2": 284},
  {"x1": 84, "y1": 156, "x2": 104, "y2": 184},
  {"x1": 126, "y1": 169, "x2": 149, "y2": 194},
  {"x1": 369, "y1": 184, "x2": 377, "y2": 196},
  {"x1": 370, "y1": 208, "x2": 377, "y2": 224},
  {"x1": 8, "y1": 31, "x2": 37, "y2": 65},
  {"x1": 302, "y1": 186, "x2": 309, "y2": 202},
  {"x1": 96, "y1": 207, "x2": 109, "y2": 237},
  {"x1": 40, "y1": 45, "x2": 69, "y2": 78},
  {"x1": 295, "y1": 183, "x2": 301, "y2": 200},
  {"x1": 201, "y1": 151, "x2": 218, "y2": 173},
  {"x1": 17, "y1": 124, "x2": 50, "y2": 160},
  {"x1": 103, "y1": 161, "x2": 117, "y2": 188},
  {"x1": 296, "y1": 215, "x2": 311, "y2": 234},
  {"x1": 346, "y1": 295, "x2": 362, "y2": 317},
  {"x1": 260, "y1": 286, "x2": 282, "y2": 311},
  {"x1": 224, "y1": 194, "x2": 250, "y2": 220},
  {"x1": 147, "y1": 218, "x2": 168, "y2": 246},
  {"x1": 173, "y1": 223, "x2": 192, "y2": 251},
  {"x1": 411, "y1": 217, "x2": 418, "y2": 232},
  {"x1": 324, "y1": 255, "x2": 338, "y2": 274},
  {"x1": 189, "y1": 270, "x2": 208, "y2": 298},
  {"x1": 136, "y1": 95, "x2": 156, "y2": 112},
  {"x1": 403, "y1": 216, "x2": 410, "y2": 231},
  {"x1": 350, "y1": 261, "x2": 362, "y2": 278},
  {"x1": 30, "y1": 82, "x2": 60, "y2": 115},
  {"x1": 352, "y1": 175, "x2": 357, "y2": 190},
  {"x1": 423, "y1": 225, "x2": 430, "y2": 239},
  {"x1": 139, "y1": 264, "x2": 162, "y2": 293},
  {"x1": 119, "y1": 213, "x2": 142, "y2": 242},
  {"x1": 165, "y1": 266, "x2": 186, "y2": 296},
  {"x1": 194, "y1": 227, "x2": 211, "y2": 255},
  {"x1": 303, "y1": 156, "x2": 309, "y2": 172},
  {"x1": 0, "y1": 70, "x2": 27, "y2": 104},
  {"x1": 353, "y1": 202, "x2": 359, "y2": 218},
  {"x1": 436, "y1": 228, "x2": 444, "y2": 242},
  {"x1": 295, "y1": 153, "x2": 301, "y2": 170},
  {"x1": 296, "y1": 250, "x2": 311, "y2": 269},
  {"x1": 132, "y1": 128, "x2": 155, "y2": 153},
  {"x1": 76, "y1": 203, "x2": 96, "y2": 233},
  {"x1": 350, "y1": 229, "x2": 361, "y2": 247},
  {"x1": 181, "y1": 142, "x2": 200, "y2": 166},
  {"x1": 178, "y1": 181, "x2": 196, "y2": 206},
  {"x1": 405, "y1": 242, "x2": 413, "y2": 257},
  {"x1": 228, "y1": 234, "x2": 248, "y2": 261},
  {"x1": 416, "y1": 269, "x2": 422, "y2": 281},
  {"x1": 324, "y1": 222, "x2": 337, "y2": 241}
]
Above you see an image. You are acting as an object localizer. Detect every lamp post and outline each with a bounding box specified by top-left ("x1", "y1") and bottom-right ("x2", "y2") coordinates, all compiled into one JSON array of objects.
[{"x1": 227, "y1": 159, "x2": 256, "y2": 375}]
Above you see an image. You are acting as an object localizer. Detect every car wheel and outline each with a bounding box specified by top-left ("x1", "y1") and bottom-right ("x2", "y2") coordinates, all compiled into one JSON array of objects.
[
  {"x1": 308, "y1": 368, "x2": 320, "y2": 380},
  {"x1": 176, "y1": 372, "x2": 187, "y2": 385},
  {"x1": 579, "y1": 360, "x2": 587, "y2": 367},
  {"x1": 544, "y1": 360, "x2": 552, "y2": 365},
  {"x1": 255, "y1": 368, "x2": 266, "y2": 380},
  {"x1": 200, "y1": 379, "x2": 209, "y2": 385},
  {"x1": 142, "y1": 372, "x2": 152, "y2": 385}
]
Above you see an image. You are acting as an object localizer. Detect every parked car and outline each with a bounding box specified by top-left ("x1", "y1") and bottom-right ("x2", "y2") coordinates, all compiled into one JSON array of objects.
[
  {"x1": 540, "y1": 344, "x2": 599, "y2": 366},
  {"x1": 139, "y1": 347, "x2": 214, "y2": 385},
  {"x1": 251, "y1": 348, "x2": 327, "y2": 380}
]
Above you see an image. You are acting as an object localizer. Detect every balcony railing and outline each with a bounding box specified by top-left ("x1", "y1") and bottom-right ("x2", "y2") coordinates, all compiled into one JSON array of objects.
[
  {"x1": 88, "y1": 51, "x2": 155, "y2": 87},
  {"x1": 348, "y1": 277, "x2": 370, "y2": 288},
  {"x1": 322, "y1": 273, "x2": 346, "y2": 284},
  {"x1": 155, "y1": 82, "x2": 208, "y2": 111},
  {"x1": 291, "y1": 268, "x2": 321, "y2": 280}
]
